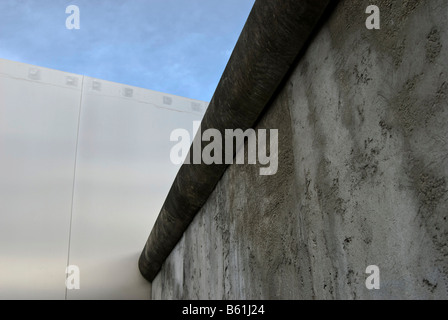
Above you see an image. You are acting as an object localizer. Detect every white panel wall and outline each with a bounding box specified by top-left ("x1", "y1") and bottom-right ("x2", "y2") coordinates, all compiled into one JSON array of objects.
[
  {"x1": 0, "y1": 59, "x2": 81, "y2": 299},
  {"x1": 67, "y1": 77, "x2": 205, "y2": 300},
  {"x1": 0, "y1": 58, "x2": 206, "y2": 299}
]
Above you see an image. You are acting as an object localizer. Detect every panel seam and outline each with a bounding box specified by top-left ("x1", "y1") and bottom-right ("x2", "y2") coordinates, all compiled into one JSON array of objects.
[{"x1": 65, "y1": 75, "x2": 84, "y2": 300}]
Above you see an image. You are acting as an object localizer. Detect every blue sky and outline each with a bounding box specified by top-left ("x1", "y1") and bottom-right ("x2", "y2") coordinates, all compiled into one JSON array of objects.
[{"x1": 0, "y1": 0, "x2": 255, "y2": 102}]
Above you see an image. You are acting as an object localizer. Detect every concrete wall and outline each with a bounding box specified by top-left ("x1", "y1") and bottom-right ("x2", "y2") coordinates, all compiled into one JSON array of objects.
[{"x1": 152, "y1": 0, "x2": 448, "y2": 299}]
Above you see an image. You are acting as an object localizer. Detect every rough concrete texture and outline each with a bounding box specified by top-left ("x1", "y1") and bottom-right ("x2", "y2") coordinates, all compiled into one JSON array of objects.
[
  {"x1": 152, "y1": 0, "x2": 448, "y2": 299},
  {"x1": 139, "y1": 0, "x2": 331, "y2": 282}
]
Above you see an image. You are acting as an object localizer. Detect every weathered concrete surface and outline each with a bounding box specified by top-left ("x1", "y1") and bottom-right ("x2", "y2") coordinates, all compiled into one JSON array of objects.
[
  {"x1": 139, "y1": 0, "x2": 332, "y2": 282},
  {"x1": 152, "y1": 0, "x2": 448, "y2": 299}
]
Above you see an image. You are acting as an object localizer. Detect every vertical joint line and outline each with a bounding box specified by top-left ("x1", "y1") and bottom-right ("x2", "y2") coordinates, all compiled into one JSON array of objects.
[{"x1": 65, "y1": 75, "x2": 84, "y2": 300}]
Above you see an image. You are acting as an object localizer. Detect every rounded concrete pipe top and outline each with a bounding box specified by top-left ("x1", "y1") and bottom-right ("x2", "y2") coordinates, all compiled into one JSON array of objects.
[{"x1": 138, "y1": 0, "x2": 333, "y2": 282}]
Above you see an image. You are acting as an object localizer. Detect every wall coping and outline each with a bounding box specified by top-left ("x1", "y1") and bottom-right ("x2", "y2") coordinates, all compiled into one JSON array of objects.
[{"x1": 138, "y1": 0, "x2": 333, "y2": 282}]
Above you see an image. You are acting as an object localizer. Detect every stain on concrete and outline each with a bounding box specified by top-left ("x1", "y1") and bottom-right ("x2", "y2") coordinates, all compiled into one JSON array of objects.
[
  {"x1": 390, "y1": 73, "x2": 424, "y2": 136},
  {"x1": 425, "y1": 28, "x2": 442, "y2": 63}
]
